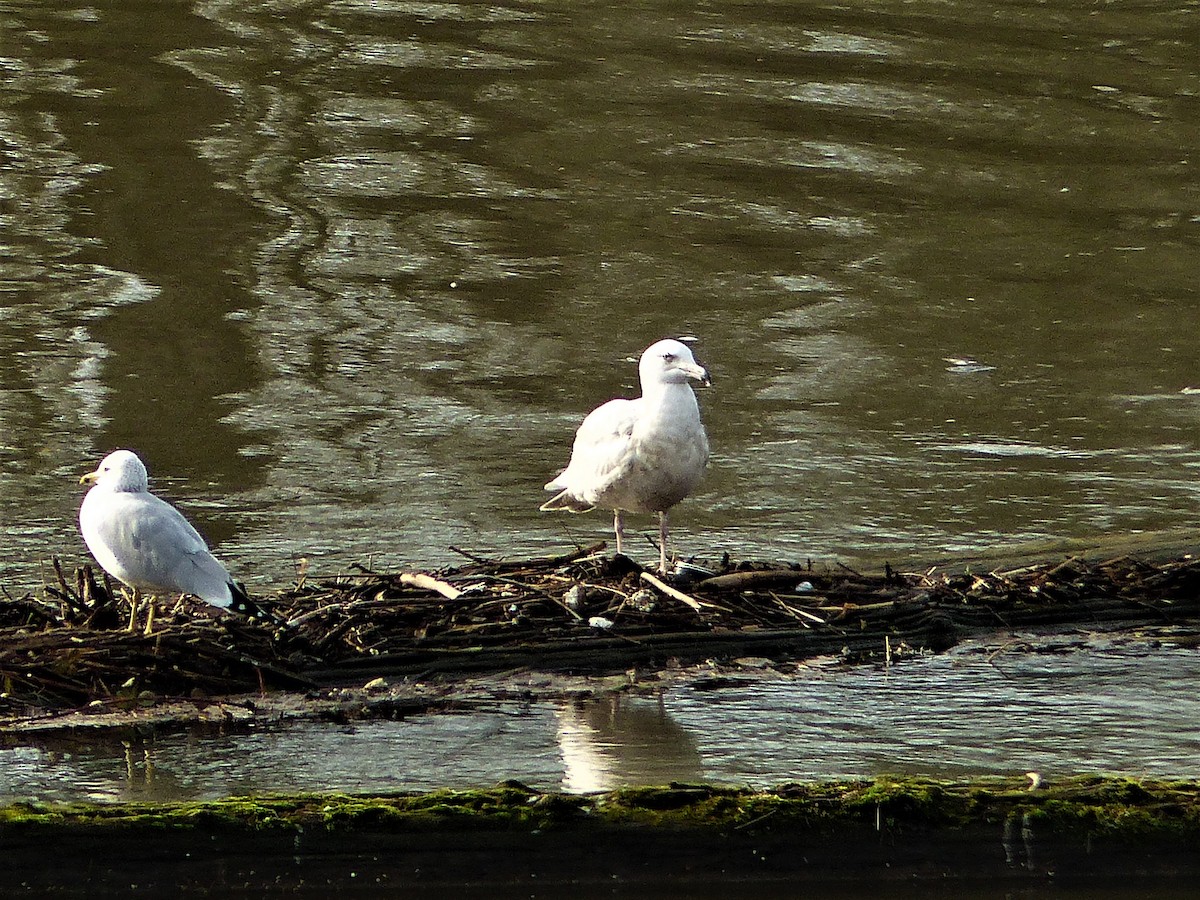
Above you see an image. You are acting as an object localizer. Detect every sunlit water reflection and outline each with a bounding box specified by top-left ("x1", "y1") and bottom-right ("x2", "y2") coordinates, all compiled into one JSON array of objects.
[
  {"x1": 2, "y1": 2, "x2": 1198, "y2": 831},
  {"x1": 1, "y1": 0, "x2": 1199, "y2": 593},
  {"x1": 4, "y1": 640, "x2": 1199, "y2": 803}
]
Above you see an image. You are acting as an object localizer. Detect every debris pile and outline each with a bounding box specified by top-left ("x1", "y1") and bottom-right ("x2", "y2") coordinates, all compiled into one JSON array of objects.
[{"x1": 2, "y1": 544, "x2": 1199, "y2": 712}]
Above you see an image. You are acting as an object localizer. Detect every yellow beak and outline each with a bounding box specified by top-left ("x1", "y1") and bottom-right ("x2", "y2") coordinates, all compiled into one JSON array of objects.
[
  {"x1": 79, "y1": 470, "x2": 100, "y2": 486},
  {"x1": 684, "y1": 362, "x2": 712, "y2": 387}
]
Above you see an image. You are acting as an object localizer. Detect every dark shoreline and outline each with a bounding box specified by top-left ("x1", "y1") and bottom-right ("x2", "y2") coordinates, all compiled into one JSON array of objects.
[{"x1": 3, "y1": 777, "x2": 1200, "y2": 894}]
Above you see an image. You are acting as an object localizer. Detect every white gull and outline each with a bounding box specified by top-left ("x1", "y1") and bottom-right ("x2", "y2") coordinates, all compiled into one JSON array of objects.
[
  {"x1": 541, "y1": 339, "x2": 711, "y2": 574},
  {"x1": 79, "y1": 449, "x2": 270, "y2": 622}
]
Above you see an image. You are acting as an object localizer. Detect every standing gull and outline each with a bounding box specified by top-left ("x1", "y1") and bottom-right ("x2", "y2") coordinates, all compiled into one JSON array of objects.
[
  {"x1": 541, "y1": 338, "x2": 711, "y2": 574},
  {"x1": 79, "y1": 449, "x2": 271, "y2": 623}
]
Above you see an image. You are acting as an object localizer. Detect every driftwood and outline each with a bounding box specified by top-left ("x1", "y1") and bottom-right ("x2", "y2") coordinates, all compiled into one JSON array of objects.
[{"x1": 2, "y1": 546, "x2": 1199, "y2": 712}]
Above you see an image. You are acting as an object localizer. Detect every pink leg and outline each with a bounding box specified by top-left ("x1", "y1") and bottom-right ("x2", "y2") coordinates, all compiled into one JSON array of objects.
[{"x1": 613, "y1": 509, "x2": 625, "y2": 555}]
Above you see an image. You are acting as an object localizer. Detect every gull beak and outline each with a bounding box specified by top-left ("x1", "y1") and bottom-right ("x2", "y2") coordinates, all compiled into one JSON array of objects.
[
  {"x1": 79, "y1": 469, "x2": 100, "y2": 486},
  {"x1": 685, "y1": 363, "x2": 712, "y2": 388}
]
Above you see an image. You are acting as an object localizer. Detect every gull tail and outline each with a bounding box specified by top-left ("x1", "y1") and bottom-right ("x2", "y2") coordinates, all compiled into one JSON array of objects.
[
  {"x1": 540, "y1": 488, "x2": 594, "y2": 513},
  {"x1": 228, "y1": 581, "x2": 284, "y2": 625}
]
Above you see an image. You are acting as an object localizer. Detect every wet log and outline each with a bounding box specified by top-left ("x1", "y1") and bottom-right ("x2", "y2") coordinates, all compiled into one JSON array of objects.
[{"x1": 2, "y1": 777, "x2": 1199, "y2": 892}]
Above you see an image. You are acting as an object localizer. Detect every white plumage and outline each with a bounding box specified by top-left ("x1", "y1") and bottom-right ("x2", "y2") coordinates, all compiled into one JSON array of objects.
[
  {"x1": 79, "y1": 449, "x2": 264, "y2": 618},
  {"x1": 541, "y1": 339, "x2": 711, "y2": 573}
]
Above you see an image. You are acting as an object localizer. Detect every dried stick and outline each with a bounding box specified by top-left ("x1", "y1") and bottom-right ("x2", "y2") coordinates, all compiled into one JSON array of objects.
[
  {"x1": 399, "y1": 572, "x2": 462, "y2": 600},
  {"x1": 639, "y1": 571, "x2": 708, "y2": 614}
]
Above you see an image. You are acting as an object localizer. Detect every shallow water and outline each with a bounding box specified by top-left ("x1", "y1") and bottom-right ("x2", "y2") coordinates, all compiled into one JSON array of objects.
[
  {"x1": 2, "y1": 9, "x2": 1199, "y2": 881},
  {"x1": 1, "y1": 0, "x2": 1199, "y2": 593},
  {"x1": 4, "y1": 638, "x2": 1198, "y2": 804}
]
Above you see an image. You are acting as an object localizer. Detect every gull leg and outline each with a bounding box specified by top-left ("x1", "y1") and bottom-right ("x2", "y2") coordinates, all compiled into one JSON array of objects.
[
  {"x1": 143, "y1": 596, "x2": 156, "y2": 636},
  {"x1": 126, "y1": 587, "x2": 141, "y2": 633},
  {"x1": 613, "y1": 510, "x2": 625, "y2": 555},
  {"x1": 658, "y1": 511, "x2": 670, "y2": 575}
]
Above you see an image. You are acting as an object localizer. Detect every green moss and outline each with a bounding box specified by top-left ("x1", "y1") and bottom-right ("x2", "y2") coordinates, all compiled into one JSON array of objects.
[
  {"x1": 1027, "y1": 783, "x2": 1200, "y2": 842},
  {"x1": 2, "y1": 777, "x2": 1200, "y2": 842}
]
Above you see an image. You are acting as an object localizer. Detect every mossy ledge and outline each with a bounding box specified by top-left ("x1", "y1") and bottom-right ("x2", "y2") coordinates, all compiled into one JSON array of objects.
[{"x1": 4, "y1": 776, "x2": 1200, "y2": 892}]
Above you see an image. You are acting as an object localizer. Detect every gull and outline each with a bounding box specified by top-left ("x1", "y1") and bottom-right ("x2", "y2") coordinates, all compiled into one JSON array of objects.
[
  {"x1": 541, "y1": 338, "x2": 711, "y2": 574},
  {"x1": 79, "y1": 449, "x2": 272, "y2": 626}
]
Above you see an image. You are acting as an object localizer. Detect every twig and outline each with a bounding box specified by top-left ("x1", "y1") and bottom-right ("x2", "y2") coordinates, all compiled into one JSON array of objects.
[
  {"x1": 399, "y1": 572, "x2": 462, "y2": 600},
  {"x1": 539, "y1": 541, "x2": 608, "y2": 567},
  {"x1": 51, "y1": 558, "x2": 78, "y2": 606},
  {"x1": 448, "y1": 546, "x2": 496, "y2": 565},
  {"x1": 284, "y1": 599, "x2": 377, "y2": 628},
  {"x1": 767, "y1": 592, "x2": 826, "y2": 625},
  {"x1": 766, "y1": 592, "x2": 808, "y2": 627},
  {"x1": 639, "y1": 571, "x2": 709, "y2": 614},
  {"x1": 734, "y1": 809, "x2": 779, "y2": 830}
]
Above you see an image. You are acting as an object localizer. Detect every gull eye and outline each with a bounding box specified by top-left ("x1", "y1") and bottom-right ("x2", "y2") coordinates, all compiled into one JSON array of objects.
[{"x1": 663, "y1": 352, "x2": 676, "y2": 362}]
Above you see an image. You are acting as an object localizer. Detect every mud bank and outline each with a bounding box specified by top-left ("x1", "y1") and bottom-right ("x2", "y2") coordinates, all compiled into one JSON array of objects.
[{"x1": 2, "y1": 777, "x2": 1199, "y2": 894}]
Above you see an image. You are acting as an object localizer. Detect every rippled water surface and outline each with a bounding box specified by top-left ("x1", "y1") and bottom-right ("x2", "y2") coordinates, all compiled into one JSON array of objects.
[
  {"x1": 4, "y1": 639, "x2": 1199, "y2": 803},
  {"x1": 2, "y1": 4, "x2": 1199, "y2": 867},
  {"x1": 1, "y1": 0, "x2": 1198, "y2": 589}
]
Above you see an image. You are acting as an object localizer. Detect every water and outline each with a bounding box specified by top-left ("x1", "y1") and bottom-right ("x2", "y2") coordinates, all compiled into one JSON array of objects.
[
  {"x1": 1, "y1": 0, "x2": 1198, "y2": 596},
  {"x1": 4, "y1": 638, "x2": 1199, "y2": 803},
  {"x1": 2, "y1": 1, "x2": 1199, "y2": 859}
]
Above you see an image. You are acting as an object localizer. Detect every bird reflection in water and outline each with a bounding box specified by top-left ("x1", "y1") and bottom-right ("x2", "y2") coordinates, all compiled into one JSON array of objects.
[
  {"x1": 116, "y1": 738, "x2": 187, "y2": 801},
  {"x1": 556, "y1": 694, "x2": 703, "y2": 793}
]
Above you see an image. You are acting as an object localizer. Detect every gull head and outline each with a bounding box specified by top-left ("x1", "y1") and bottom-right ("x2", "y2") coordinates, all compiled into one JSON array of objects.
[
  {"x1": 80, "y1": 449, "x2": 149, "y2": 493},
  {"x1": 640, "y1": 338, "x2": 712, "y2": 388}
]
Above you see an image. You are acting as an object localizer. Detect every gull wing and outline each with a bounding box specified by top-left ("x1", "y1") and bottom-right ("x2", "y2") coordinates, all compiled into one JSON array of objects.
[
  {"x1": 542, "y1": 397, "x2": 641, "y2": 509},
  {"x1": 83, "y1": 491, "x2": 235, "y2": 606}
]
